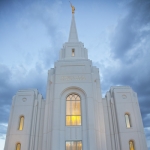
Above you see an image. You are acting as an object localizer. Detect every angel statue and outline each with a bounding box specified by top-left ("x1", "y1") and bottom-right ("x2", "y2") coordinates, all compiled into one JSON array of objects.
[{"x1": 69, "y1": 1, "x2": 75, "y2": 14}]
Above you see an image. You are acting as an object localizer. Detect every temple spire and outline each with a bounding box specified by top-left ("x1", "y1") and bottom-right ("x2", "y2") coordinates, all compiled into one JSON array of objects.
[{"x1": 68, "y1": 3, "x2": 78, "y2": 42}]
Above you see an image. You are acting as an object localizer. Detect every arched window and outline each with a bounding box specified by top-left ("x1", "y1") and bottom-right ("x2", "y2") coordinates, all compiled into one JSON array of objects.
[
  {"x1": 19, "y1": 116, "x2": 24, "y2": 130},
  {"x1": 125, "y1": 113, "x2": 131, "y2": 128},
  {"x1": 66, "y1": 94, "x2": 81, "y2": 126},
  {"x1": 129, "y1": 140, "x2": 135, "y2": 150},
  {"x1": 16, "y1": 143, "x2": 21, "y2": 150}
]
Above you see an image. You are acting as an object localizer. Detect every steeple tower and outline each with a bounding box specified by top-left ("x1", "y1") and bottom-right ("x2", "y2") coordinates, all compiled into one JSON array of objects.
[
  {"x1": 68, "y1": 14, "x2": 79, "y2": 42},
  {"x1": 59, "y1": 7, "x2": 88, "y2": 60}
]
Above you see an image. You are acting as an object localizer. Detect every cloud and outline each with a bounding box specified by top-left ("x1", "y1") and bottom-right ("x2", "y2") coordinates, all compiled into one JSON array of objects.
[
  {"x1": 110, "y1": 0, "x2": 150, "y2": 63},
  {"x1": 0, "y1": 65, "x2": 13, "y2": 122},
  {"x1": 0, "y1": 124, "x2": 7, "y2": 140},
  {"x1": 97, "y1": 0, "x2": 150, "y2": 146},
  {"x1": 0, "y1": 0, "x2": 65, "y2": 125},
  {"x1": 0, "y1": 0, "x2": 64, "y2": 66},
  {"x1": 99, "y1": 0, "x2": 150, "y2": 117},
  {"x1": 0, "y1": 63, "x2": 46, "y2": 123}
]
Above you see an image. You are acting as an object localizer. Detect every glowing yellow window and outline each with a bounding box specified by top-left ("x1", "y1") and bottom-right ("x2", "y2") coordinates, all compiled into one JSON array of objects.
[
  {"x1": 19, "y1": 116, "x2": 24, "y2": 130},
  {"x1": 129, "y1": 140, "x2": 135, "y2": 150},
  {"x1": 125, "y1": 114, "x2": 131, "y2": 128},
  {"x1": 16, "y1": 143, "x2": 21, "y2": 150},
  {"x1": 66, "y1": 94, "x2": 81, "y2": 126},
  {"x1": 66, "y1": 141, "x2": 82, "y2": 150}
]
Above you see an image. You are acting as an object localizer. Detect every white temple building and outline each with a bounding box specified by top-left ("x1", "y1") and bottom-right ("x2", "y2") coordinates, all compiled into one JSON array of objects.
[{"x1": 4, "y1": 9, "x2": 147, "y2": 150}]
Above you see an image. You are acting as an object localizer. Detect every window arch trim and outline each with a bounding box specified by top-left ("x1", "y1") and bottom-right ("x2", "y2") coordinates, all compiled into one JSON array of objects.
[
  {"x1": 59, "y1": 86, "x2": 87, "y2": 99},
  {"x1": 65, "y1": 92, "x2": 82, "y2": 100}
]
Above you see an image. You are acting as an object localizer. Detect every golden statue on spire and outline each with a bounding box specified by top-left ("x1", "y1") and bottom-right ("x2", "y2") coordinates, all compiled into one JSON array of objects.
[{"x1": 69, "y1": 1, "x2": 75, "y2": 14}]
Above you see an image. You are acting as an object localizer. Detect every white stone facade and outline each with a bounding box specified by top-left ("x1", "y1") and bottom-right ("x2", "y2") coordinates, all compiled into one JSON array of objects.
[{"x1": 4, "y1": 14, "x2": 147, "y2": 150}]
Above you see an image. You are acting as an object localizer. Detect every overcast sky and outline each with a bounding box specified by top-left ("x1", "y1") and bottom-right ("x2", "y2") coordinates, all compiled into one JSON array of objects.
[{"x1": 0, "y1": 0, "x2": 150, "y2": 149}]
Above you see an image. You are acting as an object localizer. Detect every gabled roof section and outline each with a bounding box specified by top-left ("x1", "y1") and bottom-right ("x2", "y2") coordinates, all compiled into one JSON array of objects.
[{"x1": 68, "y1": 14, "x2": 79, "y2": 42}]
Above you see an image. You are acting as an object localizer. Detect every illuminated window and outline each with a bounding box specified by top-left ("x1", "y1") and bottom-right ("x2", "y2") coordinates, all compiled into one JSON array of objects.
[
  {"x1": 66, "y1": 94, "x2": 81, "y2": 126},
  {"x1": 16, "y1": 143, "x2": 21, "y2": 150},
  {"x1": 125, "y1": 113, "x2": 131, "y2": 128},
  {"x1": 19, "y1": 116, "x2": 24, "y2": 130},
  {"x1": 66, "y1": 141, "x2": 82, "y2": 150},
  {"x1": 72, "y1": 49, "x2": 75, "y2": 56},
  {"x1": 129, "y1": 140, "x2": 135, "y2": 150}
]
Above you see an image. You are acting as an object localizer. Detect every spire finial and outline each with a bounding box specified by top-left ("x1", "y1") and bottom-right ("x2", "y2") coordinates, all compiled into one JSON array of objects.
[{"x1": 69, "y1": 1, "x2": 75, "y2": 14}]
